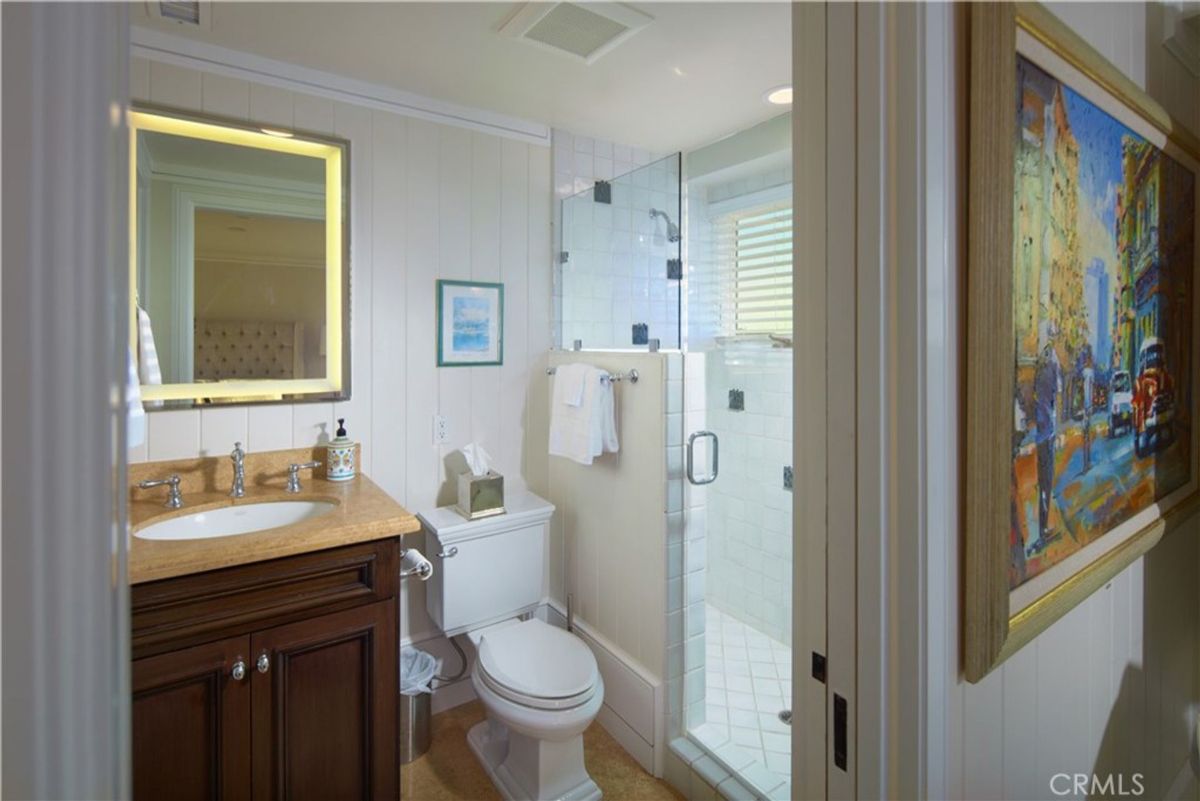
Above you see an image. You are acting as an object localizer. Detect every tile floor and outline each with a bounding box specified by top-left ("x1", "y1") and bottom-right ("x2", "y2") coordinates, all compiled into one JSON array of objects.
[
  {"x1": 401, "y1": 700, "x2": 683, "y2": 801},
  {"x1": 689, "y1": 604, "x2": 793, "y2": 795}
]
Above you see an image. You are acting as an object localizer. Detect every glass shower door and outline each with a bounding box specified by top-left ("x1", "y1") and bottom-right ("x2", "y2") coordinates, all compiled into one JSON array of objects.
[{"x1": 677, "y1": 164, "x2": 795, "y2": 799}]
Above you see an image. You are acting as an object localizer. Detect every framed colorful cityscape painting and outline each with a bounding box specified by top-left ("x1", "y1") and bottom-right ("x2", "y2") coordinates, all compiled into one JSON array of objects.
[{"x1": 965, "y1": 4, "x2": 1200, "y2": 681}]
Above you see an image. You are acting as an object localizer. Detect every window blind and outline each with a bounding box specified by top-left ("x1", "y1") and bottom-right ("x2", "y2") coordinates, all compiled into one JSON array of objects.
[{"x1": 715, "y1": 202, "x2": 793, "y2": 337}]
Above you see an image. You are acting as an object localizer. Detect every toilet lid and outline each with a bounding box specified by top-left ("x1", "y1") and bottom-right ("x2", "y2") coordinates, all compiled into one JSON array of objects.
[{"x1": 477, "y1": 619, "x2": 598, "y2": 704}]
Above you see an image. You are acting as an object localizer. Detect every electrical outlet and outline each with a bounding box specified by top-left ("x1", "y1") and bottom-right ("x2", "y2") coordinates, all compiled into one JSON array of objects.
[{"x1": 433, "y1": 415, "x2": 449, "y2": 445}]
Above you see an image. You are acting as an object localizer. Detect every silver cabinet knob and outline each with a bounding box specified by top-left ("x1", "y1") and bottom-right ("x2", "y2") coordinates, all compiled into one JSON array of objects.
[
  {"x1": 231, "y1": 660, "x2": 246, "y2": 681},
  {"x1": 256, "y1": 653, "x2": 270, "y2": 674}
]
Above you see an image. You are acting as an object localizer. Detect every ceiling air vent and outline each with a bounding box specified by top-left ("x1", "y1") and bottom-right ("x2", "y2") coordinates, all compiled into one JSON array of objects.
[
  {"x1": 146, "y1": 0, "x2": 211, "y2": 30},
  {"x1": 500, "y1": 2, "x2": 653, "y2": 65}
]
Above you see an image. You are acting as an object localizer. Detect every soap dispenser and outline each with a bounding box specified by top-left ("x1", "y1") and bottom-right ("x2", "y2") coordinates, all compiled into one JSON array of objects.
[{"x1": 325, "y1": 418, "x2": 358, "y2": 482}]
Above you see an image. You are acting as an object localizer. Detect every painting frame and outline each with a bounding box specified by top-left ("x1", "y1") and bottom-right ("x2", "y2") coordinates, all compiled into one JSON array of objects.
[
  {"x1": 965, "y1": 3, "x2": 1200, "y2": 682},
  {"x1": 436, "y1": 279, "x2": 504, "y2": 368}
]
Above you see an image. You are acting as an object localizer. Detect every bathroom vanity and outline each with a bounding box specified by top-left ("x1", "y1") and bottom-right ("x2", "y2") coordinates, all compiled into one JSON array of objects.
[{"x1": 128, "y1": 450, "x2": 418, "y2": 801}]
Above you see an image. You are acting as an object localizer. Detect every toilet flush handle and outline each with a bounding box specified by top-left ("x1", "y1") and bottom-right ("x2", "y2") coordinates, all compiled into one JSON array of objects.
[{"x1": 437, "y1": 546, "x2": 459, "y2": 559}]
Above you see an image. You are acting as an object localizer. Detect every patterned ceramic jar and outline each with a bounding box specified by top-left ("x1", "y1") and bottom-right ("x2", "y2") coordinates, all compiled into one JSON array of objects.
[{"x1": 325, "y1": 418, "x2": 357, "y2": 482}]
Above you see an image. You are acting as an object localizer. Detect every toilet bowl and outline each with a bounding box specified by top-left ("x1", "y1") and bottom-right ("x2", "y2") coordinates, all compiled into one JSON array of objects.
[
  {"x1": 418, "y1": 492, "x2": 605, "y2": 801},
  {"x1": 466, "y1": 618, "x2": 604, "y2": 801}
]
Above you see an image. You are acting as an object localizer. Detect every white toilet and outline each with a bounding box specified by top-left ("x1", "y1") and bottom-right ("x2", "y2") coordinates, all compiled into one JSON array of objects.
[{"x1": 420, "y1": 491, "x2": 605, "y2": 801}]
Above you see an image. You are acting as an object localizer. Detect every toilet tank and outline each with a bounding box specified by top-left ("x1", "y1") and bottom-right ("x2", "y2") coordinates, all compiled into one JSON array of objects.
[{"x1": 418, "y1": 490, "x2": 554, "y2": 637}]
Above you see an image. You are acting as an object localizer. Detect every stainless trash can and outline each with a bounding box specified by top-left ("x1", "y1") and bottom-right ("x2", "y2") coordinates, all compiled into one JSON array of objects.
[
  {"x1": 400, "y1": 647, "x2": 437, "y2": 763},
  {"x1": 399, "y1": 691, "x2": 432, "y2": 764}
]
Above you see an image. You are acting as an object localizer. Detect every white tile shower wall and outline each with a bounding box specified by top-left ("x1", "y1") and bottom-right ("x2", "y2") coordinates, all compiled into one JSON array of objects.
[
  {"x1": 552, "y1": 130, "x2": 679, "y2": 349},
  {"x1": 703, "y1": 346, "x2": 793, "y2": 645},
  {"x1": 682, "y1": 169, "x2": 795, "y2": 648},
  {"x1": 128, "y1": 57, "x2": 553, "y2": 642}
]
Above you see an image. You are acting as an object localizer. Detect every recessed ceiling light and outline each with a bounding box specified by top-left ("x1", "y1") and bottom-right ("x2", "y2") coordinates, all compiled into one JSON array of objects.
[
  {"x1": 764, "y1": 85, "x2": 793, "y2": 106},
  {"x1": 260, "y1": 127, "x2": 294, "y2": 138}
]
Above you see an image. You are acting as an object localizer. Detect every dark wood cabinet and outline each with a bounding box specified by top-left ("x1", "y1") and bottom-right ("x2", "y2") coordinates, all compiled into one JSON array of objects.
[
  {"x1": 133, "y1": 636, "x2": 252, "y2": 801},
  {"x1": 132, "y1": 540, "x2": 399, "y2": 801},
  {"x1": 251, "y1": 600, "x2": 396, "y2": 801}
]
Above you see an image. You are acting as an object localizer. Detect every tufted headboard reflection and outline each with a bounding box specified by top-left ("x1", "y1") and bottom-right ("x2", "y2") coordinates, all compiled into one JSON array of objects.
[{"x1": 193, "y1": 319, "x2": 305, "y2": 381}]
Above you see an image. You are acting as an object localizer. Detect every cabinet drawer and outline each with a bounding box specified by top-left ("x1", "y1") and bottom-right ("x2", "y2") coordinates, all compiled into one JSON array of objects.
[{"x1": 133, "y1": 539, "x2": 398, "y2": 660}]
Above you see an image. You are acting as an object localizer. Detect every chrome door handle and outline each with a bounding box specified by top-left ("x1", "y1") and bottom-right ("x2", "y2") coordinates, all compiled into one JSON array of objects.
[
  {"x1": 686, "y1": 431, "x2": 719, "y2": 485},
  {"x1": 231, "y1": 660, "x2": 246, "y2": 681},
  {"x1": 256, "y1": 653, "x2": 270, "y2": 674}
]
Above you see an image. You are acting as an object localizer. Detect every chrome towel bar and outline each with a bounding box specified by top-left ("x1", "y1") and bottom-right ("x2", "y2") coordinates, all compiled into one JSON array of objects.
[{"x1": 545, "y1": 367, "x2": 639, "y2": 384}]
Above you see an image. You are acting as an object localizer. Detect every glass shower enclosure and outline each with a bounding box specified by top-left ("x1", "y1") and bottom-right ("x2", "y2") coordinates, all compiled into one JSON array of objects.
[{"x1": 557, "y1": 153, "x2": 682, "y2": 351}]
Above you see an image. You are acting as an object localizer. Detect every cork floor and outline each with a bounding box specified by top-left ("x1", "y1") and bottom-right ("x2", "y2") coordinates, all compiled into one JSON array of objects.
[{"x1": 400, "y1": 701, "x2": 684, "y2": 801}]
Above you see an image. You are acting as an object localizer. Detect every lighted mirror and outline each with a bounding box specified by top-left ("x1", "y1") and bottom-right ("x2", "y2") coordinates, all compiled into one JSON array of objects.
[{"x1": 129, "y1": 108, "x2": 349, "y2": 407}]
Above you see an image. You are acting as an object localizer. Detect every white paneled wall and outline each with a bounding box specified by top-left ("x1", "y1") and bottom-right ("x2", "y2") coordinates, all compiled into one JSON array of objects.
[
  {"x1": 129, "y1": 57, "x2": 553, "y2": 642},
  {"x1": 542, "y1": 350, "x2": 672, "y2": 679},
  {"x1": 938, "y1": 5, "x2": 1200, "y2": 800}
]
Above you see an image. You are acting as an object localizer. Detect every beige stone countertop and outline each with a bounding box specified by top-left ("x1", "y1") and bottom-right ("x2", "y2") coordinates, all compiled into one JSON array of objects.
[{"x1": 129, "y1": 448, "x2": 420, "y2": 584}]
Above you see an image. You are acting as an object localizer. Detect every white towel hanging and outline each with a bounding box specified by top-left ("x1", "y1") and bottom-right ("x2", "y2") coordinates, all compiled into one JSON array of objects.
[{"x1": 549, "y1": 365, "x2": 619, "y2": 465}]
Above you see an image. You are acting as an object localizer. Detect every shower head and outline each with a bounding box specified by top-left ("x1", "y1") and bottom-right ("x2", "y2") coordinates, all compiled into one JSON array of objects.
[{"x1": 648, "y1": 208, "x2": 681, "y2": 243}]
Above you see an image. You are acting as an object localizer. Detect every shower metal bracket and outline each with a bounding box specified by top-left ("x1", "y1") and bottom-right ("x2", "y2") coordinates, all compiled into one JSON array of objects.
[{"x1": 666, "y1": 258, "x2": 682, "y2": 280}]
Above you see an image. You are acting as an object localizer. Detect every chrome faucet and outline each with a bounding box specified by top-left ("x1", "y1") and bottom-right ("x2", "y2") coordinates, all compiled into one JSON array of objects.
[
  {"x1": 139, "y1": 474, "x2": 184, "y2": 509},
  {"x1": 230, "y1": 442, "x2": 246, "y2": 498},
  {"x1": 286, "y1": 461, "x2": 323, "y2": 493}
]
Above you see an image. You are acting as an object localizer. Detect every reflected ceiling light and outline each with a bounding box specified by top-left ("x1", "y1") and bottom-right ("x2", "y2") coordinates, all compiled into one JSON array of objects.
[
  {"x1": 260, "y1": 127, "x2": 294, "y2": 138},
  {"x1": 764, "y1": 85, "x2": 793, "y2": 106}
]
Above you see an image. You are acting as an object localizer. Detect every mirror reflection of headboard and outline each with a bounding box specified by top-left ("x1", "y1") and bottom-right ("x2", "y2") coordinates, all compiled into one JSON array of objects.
[
  {"x1": 130, "y1": 106, "x2": 350, "y2": 408},
  {"x1": 193, "y1": 320, "x2": 305, "y2": 381}
]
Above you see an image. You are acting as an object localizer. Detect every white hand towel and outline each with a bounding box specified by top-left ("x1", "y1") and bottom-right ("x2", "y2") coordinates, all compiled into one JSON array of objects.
[
  {"x1": 549, "y1": 365, "x2": 619, "y2": 465},
  {"x1": 599, "y1": 377, "x2": 619, "y2": 455},
  {"x1": 136, "y1": 305, "x2": 163, "y2": 409},
  {"x1": 555, "y1": 362, "x2": 589, "y2": 407},
  {"x1": 127, "y1": 346, "x2": 146, "y2": 449},
  {"x1": 137, "y1": 306, "x2": 162, "y2": 385},
  {"x1": 549, "y1": 365, "x2": 599, "y2": 464}
]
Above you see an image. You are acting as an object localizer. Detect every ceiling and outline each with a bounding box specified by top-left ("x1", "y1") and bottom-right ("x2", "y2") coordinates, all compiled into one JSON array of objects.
[{"x1": 134, "y1": 2, "x2": 791, "y2": 153}]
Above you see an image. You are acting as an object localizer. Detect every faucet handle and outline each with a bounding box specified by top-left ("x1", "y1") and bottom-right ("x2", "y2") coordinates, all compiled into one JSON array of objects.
[
  {"x1": 286, "y1": 461, "x2": 322, "y2": 493},
  {"x1": 138, "y1": 474, "x2": 184, "y2": 509}
]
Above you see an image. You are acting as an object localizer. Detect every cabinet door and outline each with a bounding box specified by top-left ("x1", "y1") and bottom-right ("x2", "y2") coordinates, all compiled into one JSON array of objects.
[
  {"x1": 251, "y1": 599, "x2": 397, "y2": 801},
  {"x1": 133, "y1": 635, "x2": 252, "y2": 801}
]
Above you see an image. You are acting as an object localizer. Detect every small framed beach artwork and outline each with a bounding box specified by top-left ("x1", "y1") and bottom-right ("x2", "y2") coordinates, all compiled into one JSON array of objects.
[
  {"x1": 965, "y1": 4, "x2": 1200, "y2": 681},
  {"x1": 436, "y1": 280, "x2": 504, "y2": 367}
]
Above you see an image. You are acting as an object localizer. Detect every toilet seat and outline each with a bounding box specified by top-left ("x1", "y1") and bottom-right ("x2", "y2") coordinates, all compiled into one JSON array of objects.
[{"x1": 476, "y1": 619, "x2": 599, "y2": 711}]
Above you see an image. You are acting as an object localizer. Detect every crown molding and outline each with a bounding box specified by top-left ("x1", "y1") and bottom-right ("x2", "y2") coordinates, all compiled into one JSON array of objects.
[{"x1": 131, "y1": 26, "x2": 552, "y2": 146}]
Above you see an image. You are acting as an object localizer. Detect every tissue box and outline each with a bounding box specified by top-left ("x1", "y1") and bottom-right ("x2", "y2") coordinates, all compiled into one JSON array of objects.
[{"x1": 455, "y1": 470, "x2": 505, "y2": 520}]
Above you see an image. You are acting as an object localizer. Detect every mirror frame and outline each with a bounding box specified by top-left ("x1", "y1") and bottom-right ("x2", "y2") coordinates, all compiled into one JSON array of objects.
[{"x1": 128, "y1": 104, "x2": 351, "y2": 407}]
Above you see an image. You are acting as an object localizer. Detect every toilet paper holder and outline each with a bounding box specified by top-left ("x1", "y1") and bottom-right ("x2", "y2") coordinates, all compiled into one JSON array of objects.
[{"x1": 400, "y1": 548, "x2": 434, "y2": 580}]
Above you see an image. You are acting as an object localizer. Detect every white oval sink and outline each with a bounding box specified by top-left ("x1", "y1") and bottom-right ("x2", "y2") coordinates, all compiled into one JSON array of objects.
[{"x1": 135, "y1": 500, "x2": 337, "y2": 541}]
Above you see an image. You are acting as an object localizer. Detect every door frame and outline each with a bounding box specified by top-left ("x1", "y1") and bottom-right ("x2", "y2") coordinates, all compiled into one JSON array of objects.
[
  {"x1": 1, "y1": 3, "x2": 132, "y2": 798},
  {"x1": 803, "y1": 4, "x2": 938, "y2": 799},
  {"x1": 835, "y1": 4, "x2": 954, "y2": 799}
]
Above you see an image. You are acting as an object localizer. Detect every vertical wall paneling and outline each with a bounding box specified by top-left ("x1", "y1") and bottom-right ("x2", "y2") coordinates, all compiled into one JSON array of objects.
[
  {"x1": 369, "y1": 111, "x2": 407, "y2": 504},
  {"x1": 403, "y1": 118, "x2": 441, "y2": 516},
  {"x1": 333, "y1": 101, "x2": 375, "y2": 475},
  {"x1": 499, "y1": 140, "x2": 530, "y2": 491},
  {"x1": 436, "y1": 125, "x2": 474, "y2": 505},
  {"x1": 130, "y1": 57, "x2": 553, "y2": 643},
  {"x1": 199, "y1": 73, "x2": 249, "y2": 119}
]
